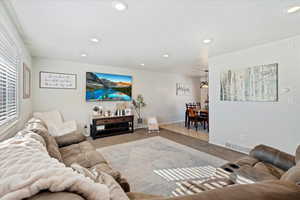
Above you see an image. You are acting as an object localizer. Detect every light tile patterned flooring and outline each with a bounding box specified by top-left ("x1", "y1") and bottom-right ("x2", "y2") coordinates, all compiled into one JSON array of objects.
[{"x1": 160, "y1": 122, "x2": 209, "y2": 142}]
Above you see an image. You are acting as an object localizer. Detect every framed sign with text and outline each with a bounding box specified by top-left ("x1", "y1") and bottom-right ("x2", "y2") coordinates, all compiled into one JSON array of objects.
[{"x1": 39, "y1": 71, "x2": 77, "y2": 89}]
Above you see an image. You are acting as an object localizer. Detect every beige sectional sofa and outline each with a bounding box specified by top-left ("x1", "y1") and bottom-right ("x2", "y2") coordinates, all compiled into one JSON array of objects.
[{"x1": 2, "y1": 117, "x2": 300, "y2": 200}]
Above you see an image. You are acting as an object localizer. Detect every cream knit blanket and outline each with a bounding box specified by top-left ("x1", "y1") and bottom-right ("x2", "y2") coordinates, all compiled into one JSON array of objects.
[{"x1": 0, "y1": 132, "x2": 110, "y2": 200}]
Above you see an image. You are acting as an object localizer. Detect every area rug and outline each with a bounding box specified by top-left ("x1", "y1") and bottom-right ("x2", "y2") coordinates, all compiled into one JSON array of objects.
[{"x1": 97, "y1": 136, "x2": 226, "y2": 196}]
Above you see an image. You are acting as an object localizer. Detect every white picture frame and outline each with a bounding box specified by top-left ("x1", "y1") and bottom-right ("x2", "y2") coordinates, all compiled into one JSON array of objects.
[{"x1": 39, "y1": 71, "x2": 77, "y2": 89}]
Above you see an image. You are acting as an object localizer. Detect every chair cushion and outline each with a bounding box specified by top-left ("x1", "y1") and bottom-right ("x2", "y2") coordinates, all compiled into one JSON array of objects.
[
  {"x1": 55, "y1": 132, "x2": 86, "y2": 147},
  {"x1": 250, "y1": 144, "x2": 295, "y2": 171},
  {"x1": 60, "y1": 141, "x2": 107, "y2": 167}
]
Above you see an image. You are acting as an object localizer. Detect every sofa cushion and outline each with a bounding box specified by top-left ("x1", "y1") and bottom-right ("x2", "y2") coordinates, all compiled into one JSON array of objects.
[
  {"x1": 250, "y1": 144, "x2": 295, "y2": 171},
  {"x1": 97, "y1": 172, "x2": 129, "y2": 200},
  {"x1": 60, "y1": 141, "x2": 107, "y2": 167},
  {"x1": 232, "y1": 165, "x2": 278, "y2": 182},
  {"x1": 254, "y1": 162, "x2": 285, "y2": 179},
  {"x1": 47, "y1": 135, "x2": 63, "y2": 162},
  {"x1": 234, "y1": 156, "x2": 259, "y2": 167},
  {"x1": 55, "y1": 132, "x2": 86, "y2": 147},
  {"x1": 90, "y1": 163, "x2": 121, "y2": 182},
  {"x1": 281, "y1": 165, "x2": 300, "y2": 184},
  {"x1": 71, "y1": 163, "x2": 98, "y2": 181}
]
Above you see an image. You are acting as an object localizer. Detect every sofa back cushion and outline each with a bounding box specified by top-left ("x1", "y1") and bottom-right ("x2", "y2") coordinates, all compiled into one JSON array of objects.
[
  {"x1": 34, "y1": 110, "x2": 64, "y2": 127},
  {"x1": 250, "y1": 145, "x2": 295, "y2": 171},
  {"x1": 25, "y1": 121, "x2": 63, "y2": 162}
]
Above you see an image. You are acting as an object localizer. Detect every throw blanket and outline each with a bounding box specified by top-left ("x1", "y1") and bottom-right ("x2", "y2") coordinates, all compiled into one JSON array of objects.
[{"x1": 0, "y1": 132, "x2": 110, "y2": 200}]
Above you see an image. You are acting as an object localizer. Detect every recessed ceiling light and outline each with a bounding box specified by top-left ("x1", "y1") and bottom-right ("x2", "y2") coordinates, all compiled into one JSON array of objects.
[
  {"x1": 140, "y1": 63, "x2": 145, "y2": 66},
  {"x1": 163, "y1": 54, "x2": 169, "y2": 58},
  {"x1": 81, "y1": 53, "x2": 88, "y2": 57},
  {"x1": 203, "y1": 39, "x2": 212, "y2": 44},
  {"x1": 112, "y1": 1, "x2": 128, "y2": 11},
  {"x1": 90, "y1": 38, "x2": 100, "y2": 43},
  {"x1": 287, "y1": 6, "x2": 300, "y2": 14}
]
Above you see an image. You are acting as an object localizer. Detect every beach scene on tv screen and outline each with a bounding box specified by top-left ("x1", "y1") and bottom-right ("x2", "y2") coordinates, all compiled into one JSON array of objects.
[{"x1": 86, "y1": 72, "x2": 132, "y2": 101}]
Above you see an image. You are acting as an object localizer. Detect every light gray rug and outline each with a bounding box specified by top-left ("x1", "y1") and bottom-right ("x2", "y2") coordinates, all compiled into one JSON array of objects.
[{"x1": 97, "y1": 136, "x2": 226, "y2": 196}]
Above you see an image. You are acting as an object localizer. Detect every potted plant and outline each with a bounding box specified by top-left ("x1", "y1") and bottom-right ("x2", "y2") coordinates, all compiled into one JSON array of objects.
[{"x1": 132, "y1": 94, "x2": 146, "y2": 124}]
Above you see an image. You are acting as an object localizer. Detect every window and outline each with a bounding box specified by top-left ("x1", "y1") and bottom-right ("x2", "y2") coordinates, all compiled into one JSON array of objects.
[{"x1": 0, "y1": 24, "x2": 19, "y2": 126}]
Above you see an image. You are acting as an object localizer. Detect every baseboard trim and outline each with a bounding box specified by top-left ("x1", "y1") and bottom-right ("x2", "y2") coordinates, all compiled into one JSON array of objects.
[
  {"x1": 159, "y1": 120, "x2": 184, "y2": 126},
  {"x1": 210, "y1": 141, "x2": 250, "y2": 154}
]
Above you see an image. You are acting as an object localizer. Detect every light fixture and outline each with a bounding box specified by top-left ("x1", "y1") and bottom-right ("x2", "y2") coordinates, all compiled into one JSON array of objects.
[
  {"x1": 81, "y1": 53, "x2": 88, "y2": 57},
  {"x1": 112, "y1": 1, "x2": 128, "y2": 11},
  {"x1": 287, "y1": 6, "x2": 300, "y2": 14},
  {"x1": 203, "y1": 39, "x2": 212, "y2": 44},
  {"x1": 90, "y1": 38, "x2": 100, "y2": 43},
  {"x1": 163, "y1": 54, "x2": 169, "y2": 58},
  {"x1": 140, "y1": 63, "x2": 145, "y2": 66}
]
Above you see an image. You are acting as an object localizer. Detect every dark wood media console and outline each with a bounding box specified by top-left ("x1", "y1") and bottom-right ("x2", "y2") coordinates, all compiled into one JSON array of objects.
[{"x1": 90, "y1": 115, "x2": 134, "y2": 139}]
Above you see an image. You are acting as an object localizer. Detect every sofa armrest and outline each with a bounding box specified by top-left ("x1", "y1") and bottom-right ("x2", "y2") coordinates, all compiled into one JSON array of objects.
[
  {"x1": 141, "y1": 181, "x2": 300, "y2": 200},
  {"x1": 27, "y1": 191, "x2": 85, "y2": 200},
  {"x1": 55, "y1": 132, "x2": 86, "y2": 147},
  {"x1": 250, "y1": 145, "x2": 295, "y2": 171}
]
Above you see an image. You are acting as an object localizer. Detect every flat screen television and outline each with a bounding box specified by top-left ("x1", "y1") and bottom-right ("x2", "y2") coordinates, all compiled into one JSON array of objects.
[{"x1": 86, "y1": 72, "x2": 132, "y2": 101}]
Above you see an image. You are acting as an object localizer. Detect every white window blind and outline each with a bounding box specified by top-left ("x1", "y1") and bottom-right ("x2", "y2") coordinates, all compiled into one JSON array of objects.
[{"x1": 0, "y1": 24, "x2": 19, "y2": 126}]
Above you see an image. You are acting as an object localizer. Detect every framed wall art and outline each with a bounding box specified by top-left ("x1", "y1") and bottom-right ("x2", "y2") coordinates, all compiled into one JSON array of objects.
[
  {"x1": 23, "y1": 63, "x2": 31, "y2": 99},
  {"x1": 220, "y1": 63, "x2": 278, "y2": 102},
  {"x1": 40, "y1": 71, "x2": 77, "y2": 89}
]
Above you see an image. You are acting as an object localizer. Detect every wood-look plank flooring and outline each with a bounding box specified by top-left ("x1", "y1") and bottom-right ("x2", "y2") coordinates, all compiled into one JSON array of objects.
[
  {"x1": 160, "y1": 122, "x2": 209, "y2": 142},
  {"x1": 89, "y1": 128, "x2": 245, "y2": 162}
]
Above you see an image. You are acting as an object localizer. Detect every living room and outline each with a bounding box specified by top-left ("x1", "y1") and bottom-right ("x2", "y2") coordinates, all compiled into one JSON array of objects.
[{"x1": 0, "y1": 1, "x2": 300, "y2": 200}]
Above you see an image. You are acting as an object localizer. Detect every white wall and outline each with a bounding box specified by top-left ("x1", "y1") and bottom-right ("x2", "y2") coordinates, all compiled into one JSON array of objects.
[
  {"x1": 32, "y1": 58, "x2": 200, "y2": 132},
  {"x1": 0, "y1": 3, "x2": 32, "y2": 140},
  {"x1": 209, "y1": 35, "x2": 300, "y2": 154}
]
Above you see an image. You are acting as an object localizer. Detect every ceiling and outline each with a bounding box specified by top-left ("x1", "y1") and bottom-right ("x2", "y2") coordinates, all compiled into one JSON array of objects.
[{"x1": 4, "y1": 0, "x2": 300, "y2": 76}]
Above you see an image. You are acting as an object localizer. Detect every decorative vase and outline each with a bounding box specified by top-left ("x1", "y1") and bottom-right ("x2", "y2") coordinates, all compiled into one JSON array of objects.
[{"x1": 137, "y1": 118, "x2": 143, "y2": 124}]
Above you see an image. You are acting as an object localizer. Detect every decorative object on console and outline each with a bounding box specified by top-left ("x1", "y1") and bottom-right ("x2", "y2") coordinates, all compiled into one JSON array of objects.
[
  {"x1": 23, "y1": 63, "x2": 31, "y2": 99},
  {"x1": 147, "y1": 117, "x2": 159, "y2": 133},
  {"x1": 86, "y1": 72, "x2": 132, "y2": 101},
  {"x1": 92, "y1": 105, "x2": 101, "y2": 116},
  {"x1": 132, "y1": 94, "x2": 146, "y2": 124},
  {"x1": 220, "y1": 63, "x2": 278, "y2": 101},
  {"x1": 176, "y1": 83, "x2": 191, "y2": 96},
  {"x1": 40, "y1": 71, "x2": 77, "y2": 89}
]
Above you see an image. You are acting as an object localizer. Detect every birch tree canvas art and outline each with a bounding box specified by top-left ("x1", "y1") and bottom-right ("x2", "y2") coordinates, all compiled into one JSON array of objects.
[{"x1": 220, "y1": 63, "x2": 278, "y2": 102}]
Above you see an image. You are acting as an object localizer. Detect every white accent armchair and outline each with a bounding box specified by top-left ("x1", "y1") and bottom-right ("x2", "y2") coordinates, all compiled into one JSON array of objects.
[{"x1": 33, "y1": 110, "x2": 78, "y2": 137}]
